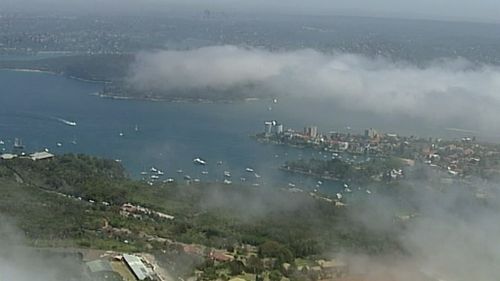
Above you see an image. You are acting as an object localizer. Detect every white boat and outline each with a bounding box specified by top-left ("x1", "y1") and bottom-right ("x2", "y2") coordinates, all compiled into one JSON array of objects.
[
  {"x1": 288, "y1": 183, "x2": 296, "y2": 187},
  {"x1": 252, "y1": 183, "x2": 260, "y2": 187},
  {"x1": 345, "y1": 188, "x2": 352, "y2": 193},
  {"x1": 317, "y1": 180, "x2": 323, "y2": 185},
  {"x1": 366, "y1": 189, "x2": 372, "y2": 194},
  {"x1": 166, "y1": 178, "x2": 175, "y2": 183},
  {"x1": 56, "y1": 142, "x2": 62, "y2": 147},
  {"x1": 134, "y1": 125, "x2": 139, "y2": 132},
  {"x1": 58, "y1": 118, "x2": 77, "y2": 126},
  {"x1": 217, "y1": 161, "x2": 223, "y2": 165},
  {"x1": 0, "y1": 140, "x2": 4, "y2": 145},
  {"x1": 336, "y1": 193, "x2": 343, "y2": 200},
  {"x1": 193, "y1": 158, "x2": 207, "y2": 165},
  {"x1": 194, "y1": 178, "x2": 201, "y2": 183},
  {"x1": 44, "y1": 148, "x2": 49, "y2": 152},
  {"x1": 177, "y1": 169, "x2": 183, "y2": 173},
  {"x1": 115, "y1": 159, "x2": 122, "y2": 163},
  {"x1": 224, "y1": 171, "x2": 231, "y2": 178},
  {"x1": 184, "y1": 175, "x2": 192, "y2": 180},
  {"x1": 254, "y1": 173, "x2": 261, "y2": 178},
  {"x1": 151, "y1": 167, "x2": 158, "y2": 173},
  {"x1": 140, "y1": 171, "x2": 148, "y2": 175},
  {"x1": 119, "y1": 132, "x2": 124, "y2": 137},
  {"x1": 157, "y1": 170, "x2": 164, "y2": 175},
  {"x1": 201, "y1": 171, "x2": 209, "y2": 175},
  {"x1": 151, "y1": 175, "x2": 159, "y2": 179},
  {"x1": 245, "y1": 167, "x2": 254, "y2": 173},
  {"x1": 224, "y1": 179, "x2": 232, "y2": 185}
]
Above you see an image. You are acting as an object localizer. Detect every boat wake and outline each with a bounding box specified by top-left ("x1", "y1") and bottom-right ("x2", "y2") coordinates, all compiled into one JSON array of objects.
[{"x1": 55, "y1": 117, "x2": 77, "y2": 127}]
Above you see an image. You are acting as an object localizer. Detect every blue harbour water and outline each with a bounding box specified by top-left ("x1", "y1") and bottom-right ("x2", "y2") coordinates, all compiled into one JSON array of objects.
[{"x1": 0, "y1": 70, "x2": 479, "y2": 194}]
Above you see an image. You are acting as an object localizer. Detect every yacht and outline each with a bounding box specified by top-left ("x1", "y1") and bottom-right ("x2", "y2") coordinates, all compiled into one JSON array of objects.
[
  {"x1": 254, "y1": 173, "x2": 261, "y2": 178},
  {"x1": 201, "y1": 171, "x2": 209, "y2": 175},
  {"x1": 245, "y1": 167, "x2": 254, "y2": 173},
  {"x1": 177, "y1": 169, "x2": 184, "y2": 173},
  {"x1": 151, "y1": 167, "x2": 158, "y2": 173},
  {"x1": 223, "y1": 171, "x2": 231, "y2": 178},
  {"x1": 56, "y1": 142, "x2": 62, "y2": 147},
  {"x1": 166, "y1": 178, "x2": 175, "y2": 183},
  {"x1": 224, "y1": 179, "x2": 232, "y2": 185}
]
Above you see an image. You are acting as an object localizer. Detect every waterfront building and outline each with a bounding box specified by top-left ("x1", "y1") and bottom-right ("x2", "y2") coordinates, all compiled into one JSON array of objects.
[{"x1": 304, "y1": 126, "x2": 318, "y2": 138}]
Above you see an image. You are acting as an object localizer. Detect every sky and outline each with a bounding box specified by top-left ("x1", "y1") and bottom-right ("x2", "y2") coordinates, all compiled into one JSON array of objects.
[{"x1": 2, "y1": 0, "x2": 500, "y2": 23}]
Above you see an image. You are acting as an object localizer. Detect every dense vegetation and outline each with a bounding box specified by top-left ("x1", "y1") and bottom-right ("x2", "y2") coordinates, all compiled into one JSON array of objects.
[
  {"x1": 283, "y1": 157, "x2": 404, "y2": 182},
  {"x1": 0, "y1": 154, "x2": 405, "y2": 277}
]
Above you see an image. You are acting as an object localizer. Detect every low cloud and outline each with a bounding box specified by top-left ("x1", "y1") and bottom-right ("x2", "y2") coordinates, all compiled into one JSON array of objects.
[
  {"x1": 0, "y1": 218, "x2": 83, "y2": 281},
  {"x1": 345, "y1": 174, "x2": 500, "y2": 281},
  {"x1": 130, "y1": 45, "x2": 500, "y2": 131}
]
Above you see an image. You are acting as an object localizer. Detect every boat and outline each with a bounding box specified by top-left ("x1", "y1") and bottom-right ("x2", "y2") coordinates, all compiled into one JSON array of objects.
[
  {"x1": 140, "y1": 171, "x2": 148, "y2": 175},
  {"x1": 157, "y1": 170, "x2": 164, "y2": 175},
  {"x1": 194, "y1": 178, "x2": 201, "y2": 183},
  {"x1": 366, "y1": 189, "x2": 372, "y2": 194},
  {"x1": 115, "y1": 159, "x2": 122, "y2": 163},
  {"x1": 56, "y1": 142, "x2": 62, "y2": 147},
  {"x1": 151, "y1": 175, "x2": 159, "y2": 180},
  {"x1": 252, "y1": 183, "x2": 260, "y2": 187},
  {"x1": 245, "y1": 167, "x2": 254, "y2": 173},
  {"x1": 345, "y1": 188, "x2": 352, "y2": 193},
  {"x1": 317, "y1": 180, "x2": 323, "y2": 185},
  {"x1": 134, "y1": 124, "x2": 139, "y2": 132},
  {"x1": 224, "y1": 179, "x2": 232, "y2": 185},
  {"x1": 201, "y1": 171, "x2": 209, "y2": 175},
  {"x1": 217, "y1": 161, "x2": 223, "y2": 165},
  {"x1": 288, "y1": 183, "x2": 296, "y2": 187},
  {"x1": 119, "y1": 132, "x2": 124, "y2": 137},
  {"x1": 223, "y1": 171, "x2": 231, "y2": 178},
  {"x1": 336, "y1": 193, "x2": 343, "y2": 200},
  {"x1": 184, "y1": 175, "x2": 192, "y2": 180},
  {"x1": 57, "y1": 118, "x2": 77, "y2": 127},
  {"x1": 193, "y1": 158, "x2": 207, "y2": 165},
  {"x1": 166, "y1": 178, "x2": 175, "y2": 183},
  {"x1": 44, "y1": 148, "x2": 49, "y2": 152},
  {"x1": 151, "y1": 167, "x2": 158, "y2": 173},
  {"x1": 13, "y1": 138, "x2": 24, "y2": 149},
  {"x1": 0, "y1": 140, "x2": 4, "y2": 145},
  {"x1": 177, "y1": 169, "x2": 183, "y2": 173},
  {"x1": 254, "y1": 173, "x2": 261, "y2": 178}
]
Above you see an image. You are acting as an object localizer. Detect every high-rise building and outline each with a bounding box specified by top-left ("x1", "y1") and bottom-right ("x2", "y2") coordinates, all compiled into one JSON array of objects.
[
  {"x1": 274, "y1": 124, "x2": 284, "y2": 135},
  {"x1": 364, "y1": 128, "x2": 378, "y2": 139},
  {"x1": 264, "y1": 121, "x2": 273, "y2": 136},
  {"x1": 304, "y1": 126, "x2": 318, "y2": 138}
]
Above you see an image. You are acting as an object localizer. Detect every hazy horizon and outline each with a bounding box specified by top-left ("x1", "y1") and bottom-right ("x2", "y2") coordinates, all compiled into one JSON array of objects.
[{"x1": 2, "y1": 0, "x2": 500, "y2": 24}]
